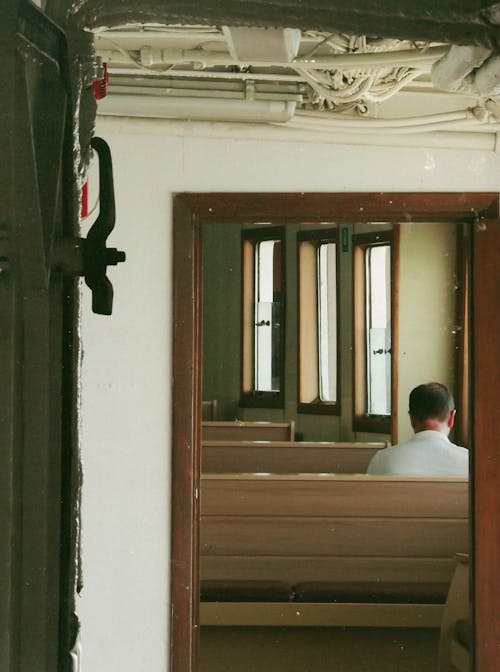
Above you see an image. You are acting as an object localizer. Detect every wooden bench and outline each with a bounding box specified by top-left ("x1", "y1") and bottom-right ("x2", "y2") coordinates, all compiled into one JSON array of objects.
[
  {"x1": 438, "y1": 554, "x2": 470, "y2": 672},
  {"x1": 202, "y1": 440, "x2": 387, "y2": 474},
  {"x1": 200, "y1": 474, "x2": 469, "y2": 628},
  {"x1": 202, "y1": 420, "x2": 295, "y2": 442},
  {"x1": 201, "y1": 400, "x2": 218, "y2": 420}
]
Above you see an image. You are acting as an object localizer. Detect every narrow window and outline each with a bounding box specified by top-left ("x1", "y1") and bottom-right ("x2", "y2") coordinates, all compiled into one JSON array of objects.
[
  {"x1": 365, "y1": 244, "x2": 391, "y2": 415},
  {"x1": 298, "y1": 230, "x2": 339, "y2": 414},
  {"x1": 255, "y1": 239, "x2": 281, "y2": 392},
  {"x1": 241, "y1": 227, "x2": 285, "y2": 407},
  {"x1": 353, "y1": 230, "x2": 395, "y2": 433}
]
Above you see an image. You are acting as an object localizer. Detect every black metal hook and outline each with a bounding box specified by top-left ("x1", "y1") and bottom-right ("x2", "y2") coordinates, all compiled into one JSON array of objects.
[{"x1": 83, "y1": 137, "x2": 125, "y2": 315}]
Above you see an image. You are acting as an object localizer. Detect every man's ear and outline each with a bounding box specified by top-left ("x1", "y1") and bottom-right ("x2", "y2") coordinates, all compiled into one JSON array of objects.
[{"x1": 447, "y1": 409, "x2": 456, "y2": 429}]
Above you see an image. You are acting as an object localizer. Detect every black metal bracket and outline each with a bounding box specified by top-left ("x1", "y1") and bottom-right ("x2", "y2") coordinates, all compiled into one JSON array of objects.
[
  {"x1": 83, "y1": 136, "x2": 125, "y2": 315},
  {"x1": 53, "y1": 136, "x2": 126, "y2": 315}
]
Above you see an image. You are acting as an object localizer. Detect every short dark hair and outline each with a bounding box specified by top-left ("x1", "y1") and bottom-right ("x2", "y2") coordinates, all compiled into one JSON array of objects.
[{"x1": 409, "y1": 382, "x2": 455, "y2": 422}]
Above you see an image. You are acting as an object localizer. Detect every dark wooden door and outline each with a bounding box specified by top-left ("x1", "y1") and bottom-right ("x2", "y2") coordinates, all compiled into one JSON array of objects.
[{"x1": 0, "y1": 4, "x2": 80, "y2": 670}]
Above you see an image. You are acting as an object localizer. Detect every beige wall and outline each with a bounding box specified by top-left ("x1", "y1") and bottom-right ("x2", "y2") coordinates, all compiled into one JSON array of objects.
[{"x1": 397, "y1": 223, "x2": 458, "y2": 443}]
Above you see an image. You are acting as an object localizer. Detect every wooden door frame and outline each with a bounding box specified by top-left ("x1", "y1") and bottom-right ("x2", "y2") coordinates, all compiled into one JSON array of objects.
[{"x1": 171, "y1": 192, "x2": 500, "y2": 672}]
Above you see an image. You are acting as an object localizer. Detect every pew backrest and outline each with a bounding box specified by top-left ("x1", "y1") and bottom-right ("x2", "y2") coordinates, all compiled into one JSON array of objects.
[
  {"x1": 202, "y1": 420, "x2": 295, "y2": 442},
  {"x1": 201, "y1": 474, "x2": 469, "y2": 597},
  {"x1": 202, "y1": 440, "x2": 386, "y2": 473}
]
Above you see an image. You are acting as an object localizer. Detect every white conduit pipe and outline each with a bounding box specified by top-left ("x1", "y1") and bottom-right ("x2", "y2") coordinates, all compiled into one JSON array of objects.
[
  {"x1": 296, "y1": 109, "x2": 476, "y2": 127},
  {"x1": 96, "y1": 114, "x2": 498, "y2": 151},
  {"x1": 296, "y1": 46, "x2": 448, "y2": 68},
  {"x1": 107, "y1": 67, "x2": 307, "y2": 83},
  {"x1": 100, "y1": 44, "x2": 449, "y2": 73},
  {"x1": 290, "y1": 116, "x2": 496, "y2": 135},
  {"x1": 98, "y1": 92, "x2": 497, "y2": 134}
]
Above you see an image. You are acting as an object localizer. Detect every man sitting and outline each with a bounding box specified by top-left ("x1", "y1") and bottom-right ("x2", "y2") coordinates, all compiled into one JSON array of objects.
[{"x1": 367, "y1": 382, "x2": 469, "y2": 477}]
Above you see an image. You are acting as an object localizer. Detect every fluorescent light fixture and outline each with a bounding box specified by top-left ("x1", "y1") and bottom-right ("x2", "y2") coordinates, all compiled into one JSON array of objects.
[{"x1": 98, "y1": 94, "x2": 296, "y2": 123}]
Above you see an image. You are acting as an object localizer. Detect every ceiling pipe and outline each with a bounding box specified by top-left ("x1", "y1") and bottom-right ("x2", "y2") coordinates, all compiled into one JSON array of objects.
[
  {"x1": 108, "y1": 67, "x2": 306, "y2": 83},
  {"x1": 97, "y1": 45, "x2": 449, "y2": 73},
  {"x1": 97, "y1": 94, "x2": 296, "y2": 123}
]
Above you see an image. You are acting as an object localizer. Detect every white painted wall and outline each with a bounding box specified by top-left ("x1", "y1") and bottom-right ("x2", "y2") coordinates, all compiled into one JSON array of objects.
[{"x1": 79, "y1": 115, "x2": 500, "y2": 672}]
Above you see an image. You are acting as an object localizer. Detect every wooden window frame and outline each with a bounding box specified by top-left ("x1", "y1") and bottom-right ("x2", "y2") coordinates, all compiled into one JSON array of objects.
[
  {"x1": 172, "y1": 192, "x2": 500, "y2": 672},
  {"x1": 239, "y1": 226, "x2": 286, "y2": 409},
  {"x1": 352, "y1": 229, "x2": 397, "y2": 434},
  {"x1": 297, "y1": 228, "x2": 341, "y2": 415}
]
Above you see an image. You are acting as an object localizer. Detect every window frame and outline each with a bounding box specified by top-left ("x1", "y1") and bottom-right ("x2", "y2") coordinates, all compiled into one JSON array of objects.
[
  {"x1": 240, "y1": 226, "x2": 286, "y2": 409},
  {"x1": 297, "y1": 228, "x2": 341, "y2": 415},
  {"x1": 352, "y1": 228, "x2": 398, "y2": 434}
]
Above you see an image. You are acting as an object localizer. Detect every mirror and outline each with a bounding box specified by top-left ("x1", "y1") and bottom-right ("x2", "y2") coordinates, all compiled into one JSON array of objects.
[{"x1": 199, "y1": 214, "x2": 470, "y2": 671}]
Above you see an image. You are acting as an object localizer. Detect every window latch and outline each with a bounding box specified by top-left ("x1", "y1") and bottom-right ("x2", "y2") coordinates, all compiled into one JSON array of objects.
[{"x1": 53, "y1": 136, "x2": 126, "y2": 315}]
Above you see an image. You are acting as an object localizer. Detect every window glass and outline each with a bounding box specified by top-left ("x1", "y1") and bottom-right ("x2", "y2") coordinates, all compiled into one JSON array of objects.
[
  {"x1": 298, "y1": 230, "x2": 339, "y2": 414},
  {"x1": 317, "y1": 242, "x2": 338, "y2": 402},
  {"x1": 254, "y1": 240, "x2": 281, "y2": 392},
  {"x1": 365, "y1": 244, "x2": 391, "y2": 415},
  {"x1": 241, "y1": 227, "x2": 284, "y2": 407}
]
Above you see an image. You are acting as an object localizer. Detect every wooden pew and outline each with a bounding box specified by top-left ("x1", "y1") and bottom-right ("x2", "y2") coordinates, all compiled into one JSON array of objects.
[
  {"x1": 200, "y1": 474, "x2": 469, "y2": 628},
  {"x1": 202, "y1": 440, "x2": 387, "y2": 474},
  {"x1": 201, "y1": 400, "x2": 218, "y2": 420},
  {"x1": 202, "y1": 420, "x2": 295, "y2": 442},
  {"x1": 438, "y1": 554, "x2": 470, "y2": 672}
]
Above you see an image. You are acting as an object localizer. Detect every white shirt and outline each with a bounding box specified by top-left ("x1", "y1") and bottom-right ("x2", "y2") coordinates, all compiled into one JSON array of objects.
[{"x1": 366, "y1": 430, "x2": 469, "y2": 477}]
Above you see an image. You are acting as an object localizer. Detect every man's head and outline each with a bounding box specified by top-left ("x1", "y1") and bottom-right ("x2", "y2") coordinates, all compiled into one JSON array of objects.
[{"x1": 409, "y1": 382, "x2": 456, "y2": 434}]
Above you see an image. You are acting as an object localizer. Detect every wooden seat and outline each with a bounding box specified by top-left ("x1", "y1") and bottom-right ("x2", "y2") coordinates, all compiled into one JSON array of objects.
[{"x1": 200, "y1": 474, "x2": 469, "y2": 627}]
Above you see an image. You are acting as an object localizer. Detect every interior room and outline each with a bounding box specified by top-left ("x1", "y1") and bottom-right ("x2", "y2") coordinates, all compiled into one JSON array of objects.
[{"x1": 2, "y1": 3, "x2": 500, "y2": 672}]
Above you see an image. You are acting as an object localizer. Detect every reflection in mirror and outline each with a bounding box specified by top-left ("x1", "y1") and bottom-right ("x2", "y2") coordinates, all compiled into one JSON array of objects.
[{"x1": 200, "y1": 218, "x2": 469, "y2": 672}]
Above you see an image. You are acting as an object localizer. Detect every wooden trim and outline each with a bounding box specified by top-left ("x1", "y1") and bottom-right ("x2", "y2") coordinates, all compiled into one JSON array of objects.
[
  {"x1": 454, "y1": 222, "x2": 472, "y2": 448},
  {"x1": 171, "y1": 193, "x2": 499, "y2": 672},
  {"x1": 175, "y1": 192, "x2": 499, "y2": 223},
  {"x1": 297, "y1": 401, "x2": 340, "y2": 415},
  {"x1": 297, "y1": 228, "x2": 340, "y2": 414},
  {"x1": 472, "y1": 219, "x2": 500, "y2": 672},
  {"x1": 171, "y1": 199, "x2": 201, "y2": 672},
  {"x1": 240, "y1": 237, "x2": 254, "y2": 394},
  {"x1": 391, "y1": 224, "x2": 400, "y2": 444},
  {"x1": 239, "y1": 226, "x2": 286, "y2": 408}
]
